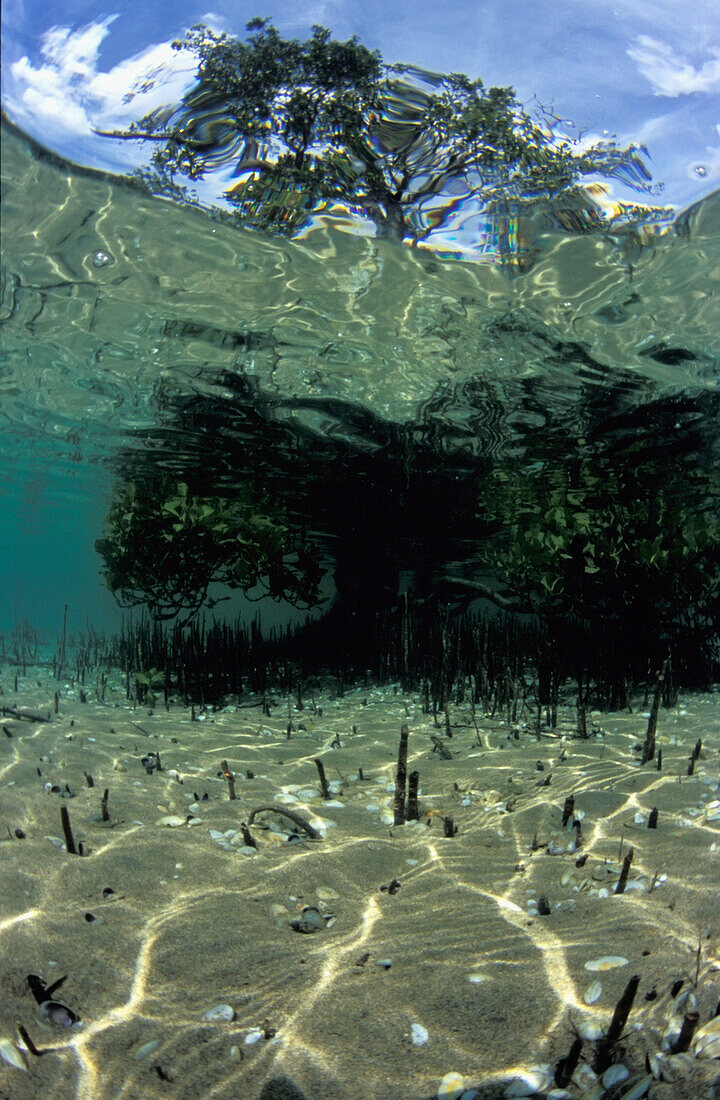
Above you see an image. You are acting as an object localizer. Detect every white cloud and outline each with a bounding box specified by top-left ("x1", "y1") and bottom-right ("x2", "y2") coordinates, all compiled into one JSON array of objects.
[
  {"x1": 628, "y1": 35, "x2": 720, "y2": 97},
  {"x1": 8, "y1": 16, "x2": 195, "y2": 136},
  {"x1": 10, "y1": 57, "x2": 92, "y2": 130},
  {"x1": 42, "y1": 18, "x2": 117, "y2": 80}
]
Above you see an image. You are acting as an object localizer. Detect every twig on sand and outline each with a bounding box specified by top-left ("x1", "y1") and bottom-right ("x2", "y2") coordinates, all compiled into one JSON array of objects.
[
  {"x1": 1, "y1": 706, "x2": 50, "y2": 723},
  {"x1": 247, "y1": 805, "x2": 319, "y2": 838}
]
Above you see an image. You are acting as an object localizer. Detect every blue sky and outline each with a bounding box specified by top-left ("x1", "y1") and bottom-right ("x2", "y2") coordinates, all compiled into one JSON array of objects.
[{"x1": 2, "y1": 0, "x2": 719, "y2": 211}]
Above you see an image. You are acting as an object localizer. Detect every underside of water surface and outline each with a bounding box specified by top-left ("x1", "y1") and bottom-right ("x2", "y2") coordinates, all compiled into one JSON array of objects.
[{"x1": 2, "y1": 107, "x2": 720, "y2": 698}]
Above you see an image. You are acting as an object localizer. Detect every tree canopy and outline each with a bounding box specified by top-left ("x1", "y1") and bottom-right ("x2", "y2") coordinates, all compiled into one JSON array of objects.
[
  {"x1": 104, "y1": 17, "x2": 655, "y2": 241},
  {"x1": 95, "y1": 475, "x2": 324, "y2": 625},
  {"x1": 474, "y1": 452, "x2": 720, "y2": 638}
]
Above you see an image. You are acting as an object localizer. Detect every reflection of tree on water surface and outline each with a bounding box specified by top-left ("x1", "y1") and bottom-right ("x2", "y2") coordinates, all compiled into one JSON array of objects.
[{"x1": 97, "y1": 352, "x2": 720, "y2": 698}]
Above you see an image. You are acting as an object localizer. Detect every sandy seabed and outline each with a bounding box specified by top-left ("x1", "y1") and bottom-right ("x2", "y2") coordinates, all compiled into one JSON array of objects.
[{"x1": 1, "y1": 660, "x2": 719, "y2": 1100}]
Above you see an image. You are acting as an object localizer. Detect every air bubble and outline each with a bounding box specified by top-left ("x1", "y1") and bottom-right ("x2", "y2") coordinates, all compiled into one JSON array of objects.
[
  {"x1": 92, "y1": 251, "x2": 111, "y2": 267},
  {"x1": 692, "y1": 164, "x2": 709, "y2": 178}
]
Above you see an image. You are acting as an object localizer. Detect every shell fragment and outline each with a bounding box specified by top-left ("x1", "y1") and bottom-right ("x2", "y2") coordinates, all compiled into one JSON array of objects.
[{"x1": 584, "y1": 955, "x2": 628, "y2": 972}]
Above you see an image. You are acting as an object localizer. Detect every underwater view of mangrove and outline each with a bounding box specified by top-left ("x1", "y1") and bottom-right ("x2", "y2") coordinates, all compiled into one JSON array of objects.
[{"x1": 1, "y1": 3, "x2": 719, "y2": 1098}]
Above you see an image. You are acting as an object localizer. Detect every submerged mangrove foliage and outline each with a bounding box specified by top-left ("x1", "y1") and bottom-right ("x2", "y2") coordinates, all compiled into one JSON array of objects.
[
  {"x1": 95, "y1": 476, "x2": 324, "y2": 625},
  {"x1": 476, "y1": 454, "x2": 720, "y2": 623},
  {"x1": 462, "y1": 451, "x2": 720, "y2": 701}
]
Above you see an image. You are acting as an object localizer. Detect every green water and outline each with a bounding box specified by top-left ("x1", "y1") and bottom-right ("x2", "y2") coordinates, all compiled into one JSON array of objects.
[{"x1": 1, "y1": 116, "x2": 719, "y2": 642}]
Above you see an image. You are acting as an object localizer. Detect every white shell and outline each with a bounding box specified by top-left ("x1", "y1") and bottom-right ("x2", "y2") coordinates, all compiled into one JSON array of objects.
[
  {"x1": 692, "y1": 1015, "x2": 720, "y2": 1059},
  {"x1": 504, "y1": 1065, "x2": 554, "y2": 1096},
  {"x1": 584, "y1": 955, "x2": 628, "y2": 972},
  {"x1": 577, "y1": 1021, "x2": 604, "y2": 1041},
  {"x1": 0, "y1": 1038, "x2": 27, "y2": 1071},
  {"x1": 615, "y1": 1075, "x2": 651, "y2": 1100},
  {"x1": 647, "y1": 1051, "x2": 664, "y2": 1078},
  {"x1": 572, "y1": 1063, "x2": 598, "y2": 1089},
  {"x1": 584, "y1": 980, "x2": 602, "y2": 1004},
  {"x1": 411, "y1": 1023, "x2": 429, "y2": 1046},
  {"x1": 155, "y1": 815, "x2": 187, "y2": 827},
  {"x1": 134, "y1": 1038, "x2": 161, "y2": 1060},
  {"x1": 438, "y1": 1073, "x2": 466, "y2": 1099},
  {"x1": 202, "y1": 1004, "x2": 235, "y2": 1022},
  {"x1": 602, "y1": 1064, "x2": 629, "y2": 1088},
  {"x1": 674, "y1": 990, "x2": 697, "y2": 1013}
]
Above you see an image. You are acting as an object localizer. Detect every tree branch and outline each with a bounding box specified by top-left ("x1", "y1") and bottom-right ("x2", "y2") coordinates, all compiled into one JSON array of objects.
[
  {"x1": 437, "y1": 576, "x2": 533, "y2": 614},
  {"x1": 92, "y1": 128, "x2": 181, "y2": 142}
]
